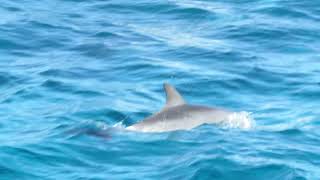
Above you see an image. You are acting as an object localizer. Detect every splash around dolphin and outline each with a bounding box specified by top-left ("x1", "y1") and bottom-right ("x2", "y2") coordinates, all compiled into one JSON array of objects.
[{"x1": 126, "y1": 83, "x2": 253, "y2": 133}]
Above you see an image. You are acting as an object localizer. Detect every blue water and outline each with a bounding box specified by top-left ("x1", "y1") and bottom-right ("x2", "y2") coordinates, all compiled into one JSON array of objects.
[{"x1": 1, "y1": 0, "x2": 320, "y2": 179}]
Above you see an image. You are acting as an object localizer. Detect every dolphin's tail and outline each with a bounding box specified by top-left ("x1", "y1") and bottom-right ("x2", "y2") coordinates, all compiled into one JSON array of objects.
[
  {"x1": 66, "y1": 126, "x2": 113, "y2": 140},
  {"x1": 83, "y1": 128, "x2": 112, "y2": 139}
]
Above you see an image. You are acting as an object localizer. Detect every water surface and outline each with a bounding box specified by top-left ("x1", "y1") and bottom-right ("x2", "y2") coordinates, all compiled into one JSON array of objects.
[{"x1": 0, "y1": 0, "x2": 320, "y2": 179}]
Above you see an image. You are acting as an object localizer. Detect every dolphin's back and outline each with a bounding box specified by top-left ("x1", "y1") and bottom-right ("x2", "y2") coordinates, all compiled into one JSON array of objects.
[
  {"x1": 127, "y1": 104, "x2": 230, "y2": 132},
  {"x1": 126, "y1": 83, "x2": 234, "y2": 132}
]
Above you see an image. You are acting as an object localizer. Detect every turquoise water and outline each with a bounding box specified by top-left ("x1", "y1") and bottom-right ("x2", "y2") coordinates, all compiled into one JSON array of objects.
[{"x1": 1, "y1": 0, "x2": 320, "y2": 179}]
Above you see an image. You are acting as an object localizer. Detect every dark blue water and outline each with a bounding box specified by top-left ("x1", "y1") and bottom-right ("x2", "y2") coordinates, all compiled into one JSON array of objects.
[{"x1": 1, "y1": 0, "x2": 320, "y2": 179}]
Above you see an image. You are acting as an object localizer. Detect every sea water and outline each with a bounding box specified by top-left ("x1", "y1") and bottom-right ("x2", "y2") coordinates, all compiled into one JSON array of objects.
[{"x1": 0, "y1": 0, "x2": 319, "y2": 179}]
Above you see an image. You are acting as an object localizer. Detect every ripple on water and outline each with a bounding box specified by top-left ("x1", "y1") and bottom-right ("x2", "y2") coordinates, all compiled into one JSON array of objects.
[{"x1": 1, "y1": 0, "x2": 320, "y2": 179}]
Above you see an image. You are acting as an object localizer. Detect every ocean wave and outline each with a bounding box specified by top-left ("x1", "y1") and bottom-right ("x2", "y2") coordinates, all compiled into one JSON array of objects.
[{"x1": 1, "y1": 0, "x2": 320, "y2": 179}]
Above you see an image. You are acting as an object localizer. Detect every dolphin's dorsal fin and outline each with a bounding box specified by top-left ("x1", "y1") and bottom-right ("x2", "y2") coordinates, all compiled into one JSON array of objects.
[{"x1": 164, "y1": 83, "x2": 185, "y2": 108}]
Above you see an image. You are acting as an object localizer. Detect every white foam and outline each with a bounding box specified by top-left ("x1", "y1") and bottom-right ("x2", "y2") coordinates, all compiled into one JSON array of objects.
[
  {"x1": 221, "y1": 111, "x2": 255, "y2": 130},
  {"x1": 113, "y1": 121, "x2": 126, "y2": 129}
]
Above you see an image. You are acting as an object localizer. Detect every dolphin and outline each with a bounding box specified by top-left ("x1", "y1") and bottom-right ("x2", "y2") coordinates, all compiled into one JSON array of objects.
[{"x1": 126, "y1": 83, "x2": 237, "y2": 133}]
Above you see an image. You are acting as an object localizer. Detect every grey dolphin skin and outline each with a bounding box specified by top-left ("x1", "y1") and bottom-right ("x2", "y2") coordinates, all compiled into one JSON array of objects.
[{"x1": 126, "y1": 83, "x2": 233, "y2": 132}]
